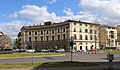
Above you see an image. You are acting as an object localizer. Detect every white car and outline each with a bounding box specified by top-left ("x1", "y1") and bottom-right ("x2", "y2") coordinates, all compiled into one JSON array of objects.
[
  {"x1": 56, "y1": 49, "x2": 65, "y2": 52},
  {"x1": 26, "y1": 49, "x2": 35, "y2": 53}
]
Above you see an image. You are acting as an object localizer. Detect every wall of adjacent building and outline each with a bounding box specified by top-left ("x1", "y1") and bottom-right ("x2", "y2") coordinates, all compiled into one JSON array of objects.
[{"x1": 69, "y1": 21, "x2": 100, "y2": 52}]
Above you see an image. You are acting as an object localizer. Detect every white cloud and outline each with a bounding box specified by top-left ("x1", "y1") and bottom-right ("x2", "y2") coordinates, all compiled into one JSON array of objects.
[
  {"x1": 18, "y1": 5, "x2": 97, "y2": 23},
  {"x1": 80, "y1": 0, "x2": 120, "y2": 25},
  {"x1": 80, "y1": 0, "x2": 110, "y2": 11},
  {"x1": 63, "y1": 8, "x2": 74, "y2": 16},
  {"x1": 0, "y1": 20, "x2": 32, "y2": 39},
  {"x1": 3, "y1": 0, "x2": 120, "y2": 39},
  {"x1": 2, "y1": 5, "x2": 100, "y2": 39},
  {"x1": 9, "y1": 11, "x2": 18, "y2": 18},
  {"x1": 19, "y1": 5, "x2": 61, "y2": 23}
]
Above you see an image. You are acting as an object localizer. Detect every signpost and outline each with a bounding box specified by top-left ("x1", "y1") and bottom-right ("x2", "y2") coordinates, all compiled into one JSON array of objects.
[{"x1": 70, "y1": 36, "x2": 74, "y2": 61}]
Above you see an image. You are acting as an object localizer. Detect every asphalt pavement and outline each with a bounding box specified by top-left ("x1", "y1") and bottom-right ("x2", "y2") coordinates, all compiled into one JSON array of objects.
[
  {"x1": 0, "y1": 66, "x2": 105, "y2": 70},
  {"x1": 0, "y1": 52, "x2": 120, "y2": 63},
  {"x1": 0, "y1": 53, "x2": 120, "y2": 70}
]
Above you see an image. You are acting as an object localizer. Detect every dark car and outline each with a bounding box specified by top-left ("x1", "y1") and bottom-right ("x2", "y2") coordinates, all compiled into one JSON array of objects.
[
  {"x1": 35, "y1": 49, "x2": 42, "y2": 52},
  {"x1": 0, "y1": 48, "x2": 13, "y2": 54},
  {"x1": 48, "y1": 49, "x2": 55, "y2": 52}
]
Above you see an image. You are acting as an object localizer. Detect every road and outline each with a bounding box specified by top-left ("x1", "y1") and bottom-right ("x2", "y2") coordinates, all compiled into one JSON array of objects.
[
  {"x1": 0, "y1": 53, "x2": 120, "y2": 70},
  {"x1": 0, "y1": 53, "x2": 120, "y2": 64}
]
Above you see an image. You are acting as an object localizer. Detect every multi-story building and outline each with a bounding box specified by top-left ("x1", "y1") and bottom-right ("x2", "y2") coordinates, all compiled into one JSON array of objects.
[
  {"x1": 17, "y1": 20, "x2": 100, "y2": 51},
  {"x1": 99, "y1": 25, "x2": 118, "y2": 49}
]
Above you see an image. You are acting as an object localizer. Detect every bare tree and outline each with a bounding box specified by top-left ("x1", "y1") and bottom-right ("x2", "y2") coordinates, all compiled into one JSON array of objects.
[
  {"x1": 0, "y1": 33, "x2": 13, "y2": 49},
  {"x1": 99, "y1": 26, "x2": 107, "y2": 49}
]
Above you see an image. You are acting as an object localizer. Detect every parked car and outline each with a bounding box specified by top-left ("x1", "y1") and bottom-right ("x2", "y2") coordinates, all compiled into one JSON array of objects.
[
  {"x1": 0, "y1": 48, "x2": 13, "y2": 54},
  {"x1": 87, "y1": 49, "x2": 96, "y2": 54},
  {"x1": 35, "y1": 49, "x2": 42, "y2": 52},
  {"x1": 41, "y1": 49, "x2": 49, "y2": 52},
  {"x1": 48, "y1": 49, "x2": 55, "y2": 52},
  {"x1": 26, "y1": 49, "x2": 35, "y2": 53},
  {"x1": 56, "y1": 49, "x2": 65, "y2": 53},
  {"x1": 13, "y1": 49, "x2": 26, "y2": 53}
]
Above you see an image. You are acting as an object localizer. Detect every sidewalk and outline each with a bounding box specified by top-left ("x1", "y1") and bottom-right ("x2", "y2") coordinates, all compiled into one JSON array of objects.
[{"x1": 0, "y1": 66, "x2": 105, "y2": 70}]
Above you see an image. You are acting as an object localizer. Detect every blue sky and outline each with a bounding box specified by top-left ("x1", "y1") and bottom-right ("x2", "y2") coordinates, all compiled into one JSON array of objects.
[
  {"x1": 0, "y1": 0, "x2": 81, "y2": 22},
  {"x1": 0, "y1": 0, "x2": 120, "y2": 39}
]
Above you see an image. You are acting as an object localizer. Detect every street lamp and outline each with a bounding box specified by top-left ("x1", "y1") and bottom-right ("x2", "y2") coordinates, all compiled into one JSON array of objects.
[
  {"x1": 32, "y1": 39, "x2": 34, "y2": 64},
  {"x1": 31, "y1": 32, "x2": 34, "y2": 65},
  {"x1": 70, "y1": 36, "x2": 74, "y2": 61},
  {"x1": 95, "y1": 30, "x2": 97, "y2": 49}
]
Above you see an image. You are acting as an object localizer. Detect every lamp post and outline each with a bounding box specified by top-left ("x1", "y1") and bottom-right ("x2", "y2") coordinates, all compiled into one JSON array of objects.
[
  {"x1": 70, "y1": 36, "x2": 74, "y2": 61},
  {"x1": 32, "y1": 39, "x2": 33, "y2": 64},
  {"x1": 31, "y1": 32, "x2": 34, "y2": 65},
  {"x1": 95, "y1": 30, "x2": 97, "y2": 49}
]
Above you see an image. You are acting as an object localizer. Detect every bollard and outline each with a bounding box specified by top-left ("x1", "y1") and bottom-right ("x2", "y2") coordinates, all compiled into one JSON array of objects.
[{"x1": 107, "y1": 53, "x2": 114, "y2": 68}]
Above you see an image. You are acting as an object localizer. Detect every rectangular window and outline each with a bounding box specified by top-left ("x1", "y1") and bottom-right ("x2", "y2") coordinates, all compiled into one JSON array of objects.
[
  {"x1": 79, "y1": 35, "x2": 82, "y2": 40},
  {"x1": 29, "y1": 32, "x2": 31, "y2": 35},
  {"x1": 41, "y1": 36, "x2": 43, "y2": 41},
  {"x1": 35, "y1": 31, "x2": 37, "y2": 35},
  {"x1": 74, "y1": 34, "x2": 77, "y2": 40},
  {"x1": 46, "y1": 36, "x2": 49, "y2": 41},
  {"x1": 58, "y1": 29, "x2": 60, "y2": 33},
  {"x1": 41, "y1": 31, "x2": 43, "y2": 35},
  {"x1": 94, "y1": 36, "x2": 96, "y2": 40},
  {"x1": 52, "y1": 35, "x2": 54, "y2": 41},
  {"x1": 52, "y1": 30, "x2": 54, "y2": 34},
  {"x1": 86, "y1": 46, "x2": 88, "y2": 50},
  {"x1": 85, "y1": 35, "x2": 88, "y2": 40},
  {"x1": 63, "y1": 28, "x2": 65, "y2": 32},
  {"x1": 57, "y1": 35, "x2": 60, "y2": 40},
  {"x1": 35, "y1": 37, "x2": 37, "y2": 41},
  {"x1": 46, "y1": 31, "x2": 48, "y2": 34},
  {"x1": 85, "y1": 29, "x2": 88, "y2": 33},
  {"x1": 90, "y1": 35, "x2": 92, "y2": 40},
  {"x1": 29, "y1": 37, "x2": 31, "y2": 42},
  {"x1": 63, "y1": 34, "x2": 66, "y2": 40},
  {"x1": 90, "y1": 30, "x2": 92, "y2": 33},
  {"x1": 80, "y1": 46, "x2": 82, "y2": 50}
]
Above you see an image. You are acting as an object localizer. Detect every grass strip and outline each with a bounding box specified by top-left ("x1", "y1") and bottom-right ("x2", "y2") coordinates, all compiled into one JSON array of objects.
[
  {"x1": 0, "y1": 52, "x2": 63, "y2": 59},
  {"x1": 0, "y1": 61, "x2": 98, "y2": 69}
]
